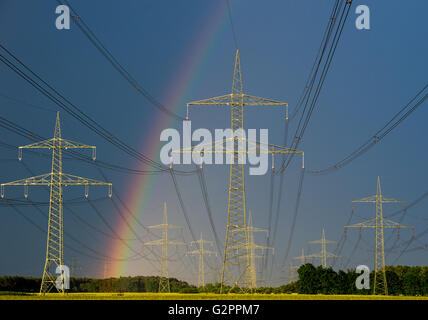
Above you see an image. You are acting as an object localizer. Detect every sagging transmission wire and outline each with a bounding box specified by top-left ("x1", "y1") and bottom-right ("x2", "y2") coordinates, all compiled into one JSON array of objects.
[
  {"x1": 261, "y1": 167, "x2": 275, "y2": 276},
  {"x1": 385, "y1": 191, "x2": 428, "y2": 219},
  {"x1": 307, "y1": 84, "x2": 428, "y2": 175},
  {"x1": 280, "y1": 168, "x2": 306, "y2": 269},
  {"x1": 332, "y1": 205, "x2": 356, "y2": 268},
  {"x1": 95, "y1": 168, "x2": 172, "y2": 262},
  {"x1": 18, "y1": 160, "x2": 162, "y2": 266},
  {"x1": 0, "y1": 120, "x2": 201, "y2": 265},
  {"x1": 225, "y1": 0, "x2": 239, "y2": 49},
  {"x1": 55, "y1": 0, "x2": 184, "y2": 121},
  {"x1": 279, "y1": 0, "x2": 352, "y2": 173},
  {"x1": 0, "y1": 92, "x2": 56, "y2": 113},
  {"x1": 16, "y1": 159, "x2": 138, "y2": 241},
  {"x1": 0, "y1": 118, "x2": 165, "y2": 176},
  {"x1": 0, "y1": 46, "x2": 211, "y2": 268},
  {"x1": 0, "y1": 195, "x2": 105, "y2": 207},
  {"x1": 0, "y1": 44, "x2": 198, "y2": 176},
  {"x1": 263, "y1": 0, "x2": 352, "y2": 280},
  {"x1": 196, "y1": 166, "x2": 224, "y2": 257},
  {"x1": 3, "y1": 198, "x2": 140, "y2": 262},
  {"x1": 343, "y1": 229, "x2": 362, "y2": 269},
  {"x1": 262, "y1": 114, "x2": 289, "y2": 278}
]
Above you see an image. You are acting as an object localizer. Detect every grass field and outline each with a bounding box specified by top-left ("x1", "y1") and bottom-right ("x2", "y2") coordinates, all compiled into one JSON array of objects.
[{"x1": 1, "y1": 292, "x2": 427, "y2": 300}]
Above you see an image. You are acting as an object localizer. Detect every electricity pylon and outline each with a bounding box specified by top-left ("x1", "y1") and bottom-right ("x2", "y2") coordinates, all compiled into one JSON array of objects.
[
  {"x1": 345, "y1": 177, "x2": 413, "y2": 295},
  {"x1": 293, "y1": 248, "x2": 310, "y2": 266},
  {"x1": 307, "y1": 229, "x2": 339, "y2": 268},
  {"x1": 1, "y1": 112, "x2": 112, "y2": 294},
  {"x1": 175, "y1": 49, "x2": 304, "y2": 293},
  {"x1": 187, "y1": 232, "x2": 216, "y2": 288},
  {"x1": 247, "y1": 211, "x2": 273, "y2": 291},
  {"x1": 104, "y1": 259, "x2": 109, "y2": 279},
  {"x1": 144, "y1": 202, "x2": 185, "y2": 293},
  {"x1": 282, "y1": 248, "x2": 310, "y2": 284},
  {"x1": 282, "y1": 261, "x2": 299, "y2": 284}
]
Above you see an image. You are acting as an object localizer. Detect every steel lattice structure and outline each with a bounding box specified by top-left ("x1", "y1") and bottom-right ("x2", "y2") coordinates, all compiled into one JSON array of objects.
[
  {"x1": 345, "y1": 177, "x2": 414, "y2": 295},
  {"x1": 144, "y1": 202, "x2": 185, "y2": 293},
  {"x1": 187, "y1": 233, "x2": 216, "y2": 288},
  {"x1": 1, "y1": 112, "x2": 112, "y2": 294},
  {"x1": 307, "y1": 229, "x2": 339, "y2": 268},
  {"x1": 247, "y1": 211, "x2": 272, "y2": 291},
  {"x1": 176, "y1": 49, "x2": 304, "y2": 293}
]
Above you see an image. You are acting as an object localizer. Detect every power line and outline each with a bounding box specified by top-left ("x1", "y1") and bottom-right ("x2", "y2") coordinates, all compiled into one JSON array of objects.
[
  {"x1": 225, "y1": 0, "x2": 239, "y2": 49},
  {"x1": 56, "y1": 0, "x2": 185, "y2": 121},
  {"x1": 307, "y1": 84, "x2": 428, "y2": 175},
  {"x1": 0, "y1": 44, "x2": 196, "y2": 174}
]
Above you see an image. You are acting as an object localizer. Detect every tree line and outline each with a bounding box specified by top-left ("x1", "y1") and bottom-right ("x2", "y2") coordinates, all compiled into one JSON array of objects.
[
  {"x1": 295, "y1": 263, "x2": 428, "y2": 295},
  {"x1": 0, "y1": 264, "x2": 427, "y2": 295}
]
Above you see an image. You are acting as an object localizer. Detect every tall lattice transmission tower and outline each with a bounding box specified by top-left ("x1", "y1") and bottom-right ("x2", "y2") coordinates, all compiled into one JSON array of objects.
[
  {"x1": 187, "y1": 232, "x2": 216, "y2": 288},
  {"x1": 1, "y1": 112, "x2": 112, "y2": 294},
  {"x1": 345, "y1": 177, "x2": 413, "y2": 295},
  {"x1": 247, "y1": 211, "x2": 272, "y2": 291},
  {"x1": 307, "y1": 229, "x2": 340, "y2": 268},
  {"x1": 176, "y1": 49, "x2": 304, "y2": 293},
  {"x1": 144, "y1": 202, "x2": 185, "y2": 293}
]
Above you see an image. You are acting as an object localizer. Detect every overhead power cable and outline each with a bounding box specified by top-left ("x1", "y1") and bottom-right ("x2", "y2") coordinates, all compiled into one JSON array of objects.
[
  {"x1": 307, "y1": 84, "x2": 428, "y2": 175},
  {"x1": 56, "y1": 0, "x2": 185, "y2": 120}
]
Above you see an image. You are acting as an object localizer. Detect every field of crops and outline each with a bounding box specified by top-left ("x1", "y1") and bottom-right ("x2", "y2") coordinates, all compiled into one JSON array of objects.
[{"x1": 1, "y1": 292, "x2": 427, "y2": 300}]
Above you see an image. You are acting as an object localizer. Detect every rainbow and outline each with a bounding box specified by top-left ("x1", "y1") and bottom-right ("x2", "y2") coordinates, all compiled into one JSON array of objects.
[{"x1": 108, "y1": 1, "x2": 237, "y2": 277}]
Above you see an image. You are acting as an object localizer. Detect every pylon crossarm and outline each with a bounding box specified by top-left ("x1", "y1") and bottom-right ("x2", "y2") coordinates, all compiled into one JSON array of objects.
[
  {"x1": 346, "y1": 218, "x2": 413, "y2": 229},
  {"x1": 345, "y1": 218, "x2": 377, "y2": 228},
  {"x1": 19, "y1": 139, "x2": 56, "y2": 150},
  {"x1": 172, "y1": 137, "x2": 303, "y2": 155},
  {"x1": 166, "y1": 241, "x2": 186, "y2": 246},
  {"x1": 1, "y1": 173, "x2": 52, "y2": 186},
  {"x1": 147, "y1": 224, "x2": 182, "y2": 230},
  {"x1": 188, "y1": 94, "x2": 235, "y2": 106},
  {"x1": 253, "y1": 245, "x2": 274, "y2": 255},
  {"x1": 309, "y1": 239, "x2": 335, "y2": 244},
  {"x1": 381, "y1": 197, "x2": 406, "y2": 204},
  {"x1": 353, "y1": 195, "x2": 406, "y2": 204},
  {"x1": 248, "y1": 227, "x2": 268, "y2": 234},
  {"x1": 144, "y1": 240, "x2": 163, "y2": 246},
  {"x1": 190, "y1": 240, "x2": 213, "y2": 245},
  {"x1": 382, "y1": 219, "x2": 413, "y2": 229},
  {"x1": 60, "y1": 173, "x2": 109, "y2": 186},
  {"x1": 188, "y1": 94, "x2": 287, "y2": 107},
  {"x1": 187, "y1": 250, "x2": 200, "y2": 255},
  {"x1": 325, "y1": 252, "x2": 341, "y2": 258},
  {"x1": 352, "y1": 195, "x2": 377, "y2": 203},
  {"x1": 20, "y1": 138, "x2": 94, "y2": 150},
  {"x1": 187, "y1": 249, "x2": 216, "y2": 255},
  {"x1": 241, "y1": 94, "x2": 287, "y2": 106}
]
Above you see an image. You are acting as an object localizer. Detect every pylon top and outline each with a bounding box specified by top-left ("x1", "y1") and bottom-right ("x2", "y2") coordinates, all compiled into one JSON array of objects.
[{"x1": 185, "y1": 50, "x2": 288, "y2": 120}]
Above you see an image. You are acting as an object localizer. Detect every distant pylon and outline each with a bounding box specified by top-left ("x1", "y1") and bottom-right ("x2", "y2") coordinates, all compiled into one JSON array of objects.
[
  {"x1": 177, "y1": 49, "x2": 304, "y2": 293},
  {"x1": 71, "y1": 256, "x2": 76, "y2": 278},
  {"x1": 283, "y1": 261, "x2": 298, "y2": 283},
  {"x1": 211, "y1": 265, "x2": 219, "y2": 284},
  {"x1": 1, "y1": 112, "x2": 112, "y2": 294},
  {"x1": 104, "y1": 259, "x2": 109, "y2": 279},
  {"x1": 293, "y1": 248, "x2": 310, "y2": 266},
  {"x1": 247, "y1": 211, "x2": 273, "y2": 291},
  {"x1": 187, "y1": 233, "x2": 216, "y2": 288},
  {"x1": 282, "y1": 249, "x2": 309, "y2": 284},
  {"x1": 144, "y1": 202, "x2": 185, "y2": 293},
  {"x1": 307, "y1": 229, "x2": 339, "y2": 268},
  {"x1": 345, "y1": 177, "x2": 413, "y2": 295}
]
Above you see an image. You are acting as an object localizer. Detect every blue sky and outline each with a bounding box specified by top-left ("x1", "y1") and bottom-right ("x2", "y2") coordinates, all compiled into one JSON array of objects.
[{"x1": 0, "y1": 0, "x2": 427, "y2": 285}]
